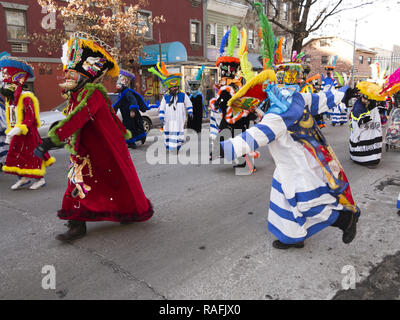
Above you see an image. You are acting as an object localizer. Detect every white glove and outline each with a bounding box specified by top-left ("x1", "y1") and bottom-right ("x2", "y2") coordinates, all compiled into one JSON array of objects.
[{"x1": 5, "y1": 127, "x2": 22, "y2": 144}]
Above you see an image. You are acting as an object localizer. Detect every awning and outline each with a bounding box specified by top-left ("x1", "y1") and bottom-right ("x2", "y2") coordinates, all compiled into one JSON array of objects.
[
  {"x1": 139, "y1": 41, "x2": 188, "y2": 66},
  {"x1": 247, "y1": 53, "x2": 264, "y2": 70}
]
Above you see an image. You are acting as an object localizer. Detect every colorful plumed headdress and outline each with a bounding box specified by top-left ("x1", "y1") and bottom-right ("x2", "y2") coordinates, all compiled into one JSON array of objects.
[
  {"x1": 274, "y1": 51, "x2": 306, "y2": 85},
  {"x1": 61, "y1": 32, "x2": 119, "y2": 81},
  {"x1": 381, "y1": 66, "x2": 400, "y2": 97},
  {"x1": 216, "y1": 26, "x2": 240, "y2": 79},
  {"x1": 357, "y1": 62, "x2": 388, "y2": 101},
  {"x1": 187, "y1": 66, "x2": 204, "y2": 90},
  {"x1": 148, "y1": 61, "x2": 182, "y2": 89},
  {"x1": 254, "y1": 2, "x2": 275, "y2": 70},
  {"x1": 0, "y1": 52, "x2": 34, "y2": 86},
  {"x1": 324, "y1": 56, "x2": 337, "y2": 71}
]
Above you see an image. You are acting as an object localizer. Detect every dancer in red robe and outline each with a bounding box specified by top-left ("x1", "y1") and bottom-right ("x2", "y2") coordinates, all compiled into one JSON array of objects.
[
  {"x1": 35, "y1": 33, "x2": 153, "y2": 241},
  {"x1": 0, "y1": 53, "x2": 55, "y2": 190}
]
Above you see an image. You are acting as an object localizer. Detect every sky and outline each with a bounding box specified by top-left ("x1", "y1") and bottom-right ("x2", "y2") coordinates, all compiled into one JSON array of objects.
[{"x1": 307, "y1": 0, "x2": 400, "y2": 51}]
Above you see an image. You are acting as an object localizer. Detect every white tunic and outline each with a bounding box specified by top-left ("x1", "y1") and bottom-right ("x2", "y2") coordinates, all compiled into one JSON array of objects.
[
  {"x1": 222, "y1": 88, "x2": 352, "y2": 244},
  {"x1": 159, "y1": 92, "x2": 193, "y2": 151}
]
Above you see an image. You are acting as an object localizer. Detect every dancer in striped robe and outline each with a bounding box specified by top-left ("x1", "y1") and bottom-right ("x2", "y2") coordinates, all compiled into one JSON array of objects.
[
  {"x1": 149, "y1": 62, "x2": 193, "y2": 152},
  {"x1": 397, "y1": 193, "x2": 400, "y2": 216},
  {"x1": 0, "y1": 96, "x2": 9, "y2": 167},
  {"x1": 221, "y1": 83, "x2": 360, "y2": 249},
  {"x1": 349, "y1": 82, "x2": 384, "y2": 168}
]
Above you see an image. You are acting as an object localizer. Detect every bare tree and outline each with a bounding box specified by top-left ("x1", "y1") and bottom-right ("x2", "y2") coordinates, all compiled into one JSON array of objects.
[
  {"x1": 31, "y1": 0, "x2": 164, "y2": 68},
  {"x1": 245, "y1": 0, "x2": 376, "y2": 54}
]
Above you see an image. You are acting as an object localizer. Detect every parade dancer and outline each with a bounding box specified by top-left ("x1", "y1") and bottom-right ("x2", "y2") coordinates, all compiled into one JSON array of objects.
[
  {"x1": 0, "y1": 95, "x2": 8, "y2": 168},
  {"x1": 220, "y1": 3, "x2": 360, "y2": 249},
  {"x1": 349, "y1": 80, "x2": 385, "y2": 168},
  {"x1": 211, "y1": 26, "x2": 250, "y2": 167},
  {"x1": 187, "y1": 66, "x2": 206, "y2": 134},
  {"x1": 321, "y1": 56, "x2": 339, "y2": 126},
  {"x1": 0, "y1": 53, "x2": 55, "y2": 190},
  {"x1": 222, "y1": 79, "x2": 360, "y2": 249},
  {"x1": 113, "y1": 69, "x2": 148, "y2": 149},
  {"x1": 34, "y1": 33, "x2": 153, "y2": 241},
  {"x1": 149, "y1": 62, "x2": 193, "y2": 152}
]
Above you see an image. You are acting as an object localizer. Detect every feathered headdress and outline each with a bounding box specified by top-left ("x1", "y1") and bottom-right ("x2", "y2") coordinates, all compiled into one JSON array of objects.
[
  {"x1": 216, "y1": 26, "x2": 241, "y2": 79},
  {"x1": 254, "y1": 1, "x2": 275, "y2": 69},
  {"x1": 148, "y1": 61, "x2": 182, "y2": 89},
  {"x1": 239, "y1": 28, "x2": 256, "y2": 82},
  {"x1": 61, "y1": 32, "x2": 119, "y2": 80},
  {"x1": 380, "y1": 66, "x2": 400, "y2": 97},
  {"x1": 325, "y1": 55, "x2": 337, "y2": 70},
  {"x1": 369, "y1": 62, "x2": 386, "y2": 86}
]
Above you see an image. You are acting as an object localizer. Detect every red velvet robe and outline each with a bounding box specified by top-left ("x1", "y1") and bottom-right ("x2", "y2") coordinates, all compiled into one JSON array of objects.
[
  {"x1": 50, "y1": 84, "x2": 153, "y2": 222},
  {"x1": 3, "y1": 93, "x2": 54, "y2": 179}
]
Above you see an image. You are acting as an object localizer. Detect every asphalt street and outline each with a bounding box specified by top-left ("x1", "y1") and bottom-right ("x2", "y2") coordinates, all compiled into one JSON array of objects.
[{"x1": 0, "y1": 121, "x2": 399, "y2": 300}]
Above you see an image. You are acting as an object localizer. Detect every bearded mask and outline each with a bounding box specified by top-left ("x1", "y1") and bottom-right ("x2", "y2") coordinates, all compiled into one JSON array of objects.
[{"x1": 116, "y1": 70, "x2": 136, "y2": 92}]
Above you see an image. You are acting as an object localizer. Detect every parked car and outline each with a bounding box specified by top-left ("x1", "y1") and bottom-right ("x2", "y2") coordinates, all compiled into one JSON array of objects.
[{"x1": 39, "y1": 93, "x2": 161, "y2": 138}]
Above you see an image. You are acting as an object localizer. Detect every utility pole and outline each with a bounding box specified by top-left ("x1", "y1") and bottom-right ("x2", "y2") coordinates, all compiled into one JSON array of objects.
[{"x1": 351, "y1": 19, "x2": 357, "y2": 88}]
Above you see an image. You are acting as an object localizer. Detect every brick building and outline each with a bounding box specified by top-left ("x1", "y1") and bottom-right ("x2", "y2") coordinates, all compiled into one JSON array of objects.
[
  {"x1": 0, "y1": 0, "x2": 206, "y2": 110},
  {"x1": 302, "y1": 36, "x2": 377, "y2": 84}
]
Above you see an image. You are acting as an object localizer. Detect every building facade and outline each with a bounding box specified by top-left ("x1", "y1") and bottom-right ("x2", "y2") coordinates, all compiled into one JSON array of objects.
[{"x1": 302, "y1": 36, "x2": 377, "y2": 84}]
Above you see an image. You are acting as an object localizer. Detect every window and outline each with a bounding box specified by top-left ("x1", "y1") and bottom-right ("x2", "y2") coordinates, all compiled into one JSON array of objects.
[
  {"x1": 367, "y1": 57, "x2": 372, "y2": 65},
  {"x1": 320, "y1": 39, "x2": 328, "y2": 47},
  {"x1": 359, "y1": 55, "x2": 364, "y2": 64},
  {"x1": 270, "y1": 0, "x2": 279, "y2": 17},
  {"x1": 282, "y1": 2, "x2": 289, "y2": 21},
  {"x1": 321, "y1": 56, "x2": 328, "y2": 65},
  {"x1": 305, "y1": 55, "x2": 311, "y2": 63},
  {"x1": 137, "y1": 10, "x2": 153, "y2": 40},
  {"x1": 210, "y1": 23, "x2": 217, "y2": 47},
  {"x1": 5, "y1": 9, "x2": 27, "y2": 41},
  {"x1": 190, "y1": 20, "x2": 201, "y2": 45},
  {"x1": 248, "y1": 29, "x2": 255, "y2": 48}
]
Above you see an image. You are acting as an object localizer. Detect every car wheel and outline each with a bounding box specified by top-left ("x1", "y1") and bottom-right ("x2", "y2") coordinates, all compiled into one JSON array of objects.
[{"x1": 142, "y1": 117, "x2": 152, "y2": 133}]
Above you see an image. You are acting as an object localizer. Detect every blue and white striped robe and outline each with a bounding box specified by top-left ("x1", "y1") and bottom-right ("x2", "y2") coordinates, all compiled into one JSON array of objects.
[
  {"x1": 0, "y1": 97, "x2": 9, "y2": 164},
  {"x1": 222, "y1": 87, "x2": 349, "y2": 244},
  {"x1": 210, "y1": 109, "x2": 222, "y2": 142},
  {"x1": 397, "y1": 193, "x2": 400, "y2": 210},
  {"x1": 159, "y1": 92, "x2": 193, "y2": 151},
  {"x1": 322, "y1": 76, "x2": 346, "y2": 124}
]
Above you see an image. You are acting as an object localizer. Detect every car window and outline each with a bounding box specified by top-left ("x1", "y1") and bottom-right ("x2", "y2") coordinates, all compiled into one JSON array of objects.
[{"x1": 52, "y1": 101, "x2": 67, "y2": 112}]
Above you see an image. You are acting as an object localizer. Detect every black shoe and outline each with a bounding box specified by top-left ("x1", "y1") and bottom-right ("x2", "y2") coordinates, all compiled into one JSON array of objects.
[
  {"x1": 128, "y1": 143, "x2": 137, "y2": 149},
  {"x1": 397, "y1": 210, "x2": 400, "y2": 216},
  {"x1": 56, "y1": 220, "x2": 87, "y2": 241},
  {"x1": 272, "y1": 240, "x2": 305, "y2": 250},
  {"x1": 120, "y1": 221, "x2": 134, "y2": 225},
  {"x1": 233, "y1": 162, "x2": 246, "y2": 168},
  {"x1": 141, "y1": 138, "x2": 146, "y2": 145},
  {"x1": 342, "y1": 214, "x2": 359, "y2": 244}
]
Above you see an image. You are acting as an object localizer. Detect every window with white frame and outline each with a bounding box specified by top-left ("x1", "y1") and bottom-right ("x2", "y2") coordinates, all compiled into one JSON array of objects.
[
  {"x1": 137, "y1": 10, "x2": 153, "y2": 40},
  {"x1": 270, "y1": 0, "x2": 279, "y2": 17},
  {"x1": 248, "y1": 29, "x2": 255, "y2": 48},
  {"x1": 190, "y1": 20, "x2": 201, "y2": 45},
  {"x1": 282, "y1": 2, "x2": 289, "y2": 21},
  {"x1": 210, "y1": 23, "x2": 217, "y2": 47},
  {"x1": 5, "y1": 9, "x2": 27, "y2": 41}
]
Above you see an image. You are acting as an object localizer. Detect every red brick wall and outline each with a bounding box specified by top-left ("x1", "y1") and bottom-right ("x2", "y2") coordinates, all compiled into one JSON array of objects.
[{"x1": 137, "y1": 0, "x2": 204, "y2": 58}]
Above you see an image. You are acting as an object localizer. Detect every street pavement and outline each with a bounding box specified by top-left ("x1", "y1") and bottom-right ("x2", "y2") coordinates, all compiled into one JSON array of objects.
[{"x1": 0, "y1": 121, "x2": 399, "y2": 300}]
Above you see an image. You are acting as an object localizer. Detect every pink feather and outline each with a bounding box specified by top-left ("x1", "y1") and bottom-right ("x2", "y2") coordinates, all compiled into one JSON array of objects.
[
  {"x1": 381, "y1": 67, "x2": 400, "y2": 94},
  {"x1": 292, "y1": 51, "x2": 297, "y2": 62}
]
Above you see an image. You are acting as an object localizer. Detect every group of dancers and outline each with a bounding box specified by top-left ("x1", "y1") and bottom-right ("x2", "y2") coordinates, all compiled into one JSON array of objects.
[{"x1": 0, "y1": 1, "x2": 399, "y2": 247}]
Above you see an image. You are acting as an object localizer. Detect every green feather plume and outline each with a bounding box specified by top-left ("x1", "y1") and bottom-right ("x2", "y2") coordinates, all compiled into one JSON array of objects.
[
  {"x1": 254, "y1": 1, "x2": 275, "y2": 69},
  {"x1": 226, "y1": 26, "x2": 239, "y2": 57},
  {"x1": 148, "y1": 67, "x2": 166, "y2": 80}
]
